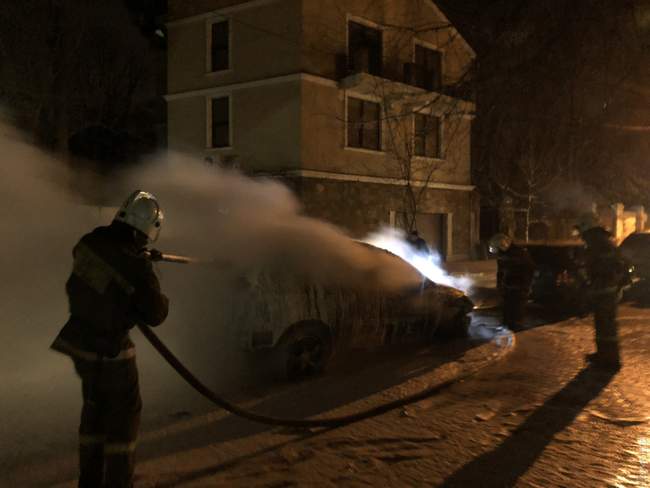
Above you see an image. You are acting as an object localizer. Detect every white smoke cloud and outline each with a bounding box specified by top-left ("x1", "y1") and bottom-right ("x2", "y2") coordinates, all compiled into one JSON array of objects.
[
  {"x1": 119, "y1": 153, "x2": 421, "y2": 291},
  {"x1": 0, "y1": 120, "x2": 429, "y2": 391}
]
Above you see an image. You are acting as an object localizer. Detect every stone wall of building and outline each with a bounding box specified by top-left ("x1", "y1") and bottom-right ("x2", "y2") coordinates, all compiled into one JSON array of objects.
[{"x1": 288, "y1": 177, "x2": 476, "y2": 260}]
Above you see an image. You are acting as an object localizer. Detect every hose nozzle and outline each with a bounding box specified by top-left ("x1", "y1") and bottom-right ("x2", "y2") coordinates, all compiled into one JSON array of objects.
[{"x1": 143, "y1": 249, "x2": 201, "y2": 264}]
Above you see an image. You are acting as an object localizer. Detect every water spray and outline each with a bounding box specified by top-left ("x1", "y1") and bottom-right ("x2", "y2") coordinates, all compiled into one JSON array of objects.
[{"x1": 362, "y1": 227, "x2": 473, "y2": 293}]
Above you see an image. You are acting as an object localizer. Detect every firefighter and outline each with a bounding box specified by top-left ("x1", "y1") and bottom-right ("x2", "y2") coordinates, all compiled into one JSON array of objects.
[
  {"x1": 407, "y1": 229, "x2": 430, "y2": 254},
  {"x1": 51, "y1": 190, "x2": 169, "y2": 488},
  {"x1": 575, "y1": 212, "x2": 624, "y2": 371},
  {"x1": 489, "y1": 233, "x2": 535, "y2": 331}
]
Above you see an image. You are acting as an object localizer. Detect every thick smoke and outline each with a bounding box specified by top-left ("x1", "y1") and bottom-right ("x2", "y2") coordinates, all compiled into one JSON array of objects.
[
  {"x1": 541, "y1": 180, "x2": 598, "y2": 214},
  {"x1": 0, "y1": 122, "x2": 425, "y2": 364},
  {"x1": 119, "y1": 153, "x2": 421, "y2": 291},
  {"x1": 0, "y1": 119, "x2": 426, "y2": 437}
]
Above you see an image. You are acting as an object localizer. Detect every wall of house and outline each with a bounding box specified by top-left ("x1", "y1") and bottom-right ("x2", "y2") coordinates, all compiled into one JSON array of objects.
[
  {"x1": 167, "y1": 0, "x2": 302, "y2": 95},
  {"x1": 168, "y1": 0, "x2": 257, "y2": 21},
  {"x1": 300, "y1": 0, "x2": 474, "y2": 84},
  {"x1": 299, "y1": 78, "x2": 472, "y2": 185},
  {"x1": 167, "y1": 0, "x2": 474, "y2": 177},
  {"x1": 168, "y1": 97, "x2": 207, "y2": 152},
  {"x1": 168, "y1": 81, "x2": 302, "y2": 170},
  {"x1": 166, "y1": 0, "x2": 477, "y2": 253},
  {"x1": 291, "y1": 177, "x2": 475, "y2": 259}
]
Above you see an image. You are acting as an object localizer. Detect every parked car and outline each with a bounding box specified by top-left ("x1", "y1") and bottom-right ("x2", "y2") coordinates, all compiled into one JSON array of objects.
[
  {"x1": 523, "y1": 240, "x2": 589, "y2": 313},
  {"x1": 619, "y1": 232, "x2": 650, "y2": 294},
  {"x1": 523, "y1": 239, "x2": 635, "y2": 314},
  {"x1": 230, "y1": 243, "x2": 474, "y2": 380}
]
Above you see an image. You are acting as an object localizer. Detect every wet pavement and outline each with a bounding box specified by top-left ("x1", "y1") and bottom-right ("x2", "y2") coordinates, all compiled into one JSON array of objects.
[
  {"x1": 439, "y1": 304, "x2": 650, "y2": 487},
  {"x1": 127, "y1": 303, "x2": 650, "y2": 488},
  {"x1": 10, "y1": 301, "x2": 650, "y2": 487}
]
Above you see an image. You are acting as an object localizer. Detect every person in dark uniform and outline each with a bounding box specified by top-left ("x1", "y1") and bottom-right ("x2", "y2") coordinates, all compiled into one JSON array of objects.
[
  {"x1": 51, "y1": 190, "x2": 169, "y2": 488},
  {"x1": 489, "y1": 233, "x2": 535, "y2": 331},
  {"x1": 575, "y1": 212, "x2": 625, "y2": 371},
  {"x1": 407, "y1": 229, "x2": 430, "y2": 254}
]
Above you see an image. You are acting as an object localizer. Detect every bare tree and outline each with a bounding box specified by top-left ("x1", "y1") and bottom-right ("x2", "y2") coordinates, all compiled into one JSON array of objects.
[
  {"x1": 314, "y1": 0, "x2": 476, "y2": 234},
  {"x1": 465, "y1": 0, "x2": 649, "y2": 237},
  {"x1": 0, "y1": 1, "x2": 158, "y2": 153}
]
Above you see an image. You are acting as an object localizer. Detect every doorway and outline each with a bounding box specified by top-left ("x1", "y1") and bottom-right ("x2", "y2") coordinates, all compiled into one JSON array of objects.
[{"x1": 397, "y1": 212, "x2": 449, "y2": 259}]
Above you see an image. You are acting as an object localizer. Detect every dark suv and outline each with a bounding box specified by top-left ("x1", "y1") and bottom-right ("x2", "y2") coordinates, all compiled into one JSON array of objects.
[
  {"x1": 524, "y1": 239, "x2": 635, "y2": 314},
  {"x1": 619, "y1": 232, "x2": 650, "y2": 293},
  {"x1": 524, "y1": 241, "x2": 589, "y2": 313}
]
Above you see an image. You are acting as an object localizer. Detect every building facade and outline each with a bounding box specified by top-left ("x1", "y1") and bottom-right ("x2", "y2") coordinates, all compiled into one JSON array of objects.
[{"x1": 166, "y1": 0, "x2": 478, "y2": 260}]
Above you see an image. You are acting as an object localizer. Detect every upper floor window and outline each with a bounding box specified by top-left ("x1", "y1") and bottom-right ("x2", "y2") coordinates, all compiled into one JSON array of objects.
[
  {"x1": 348, "y1": 21, "x2": 382, "y2": 76},
  {"x1": 210, "y1": 96, "x2": 230, "y2": 148},
  {"x1": 413, "y1": 44, "x2": 442, "y2": 91},
  {"x1": 414, "y1": 113, "x2": 441, "y2": 158},
  {"x1": 347, "y1": 97, "x2": 381, "y2": 151},
  {"x1": 209, "y1": 20, "x2": 229, "y2": 72}
]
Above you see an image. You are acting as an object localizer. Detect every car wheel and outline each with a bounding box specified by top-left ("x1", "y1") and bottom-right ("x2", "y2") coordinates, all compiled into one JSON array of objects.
[
  {"x1": 274, "y1": 322, "x2": 333, "y2": 381},
  {"x1": 435, "y1": 312, "x2": 470, "y2": 339}
]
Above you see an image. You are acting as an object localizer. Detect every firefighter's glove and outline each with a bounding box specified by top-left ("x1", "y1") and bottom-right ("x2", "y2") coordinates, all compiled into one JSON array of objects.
[{"x1": 148, "y1": 248, "x2": 164, "y2": 262}]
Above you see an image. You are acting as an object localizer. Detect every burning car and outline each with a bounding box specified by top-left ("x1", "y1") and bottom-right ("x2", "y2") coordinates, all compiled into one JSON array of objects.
[{"x1": 232, "y1": 241, "x2": 474, "y2": 380}]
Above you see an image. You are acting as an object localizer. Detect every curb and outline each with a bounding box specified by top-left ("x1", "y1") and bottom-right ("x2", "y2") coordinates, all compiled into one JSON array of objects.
[
  {"x1": 432, "y1": 326, "x2": 516, "y2": 385},
  {"x1": 362, "y1": 326, "x2": 516, "y2": 412}
]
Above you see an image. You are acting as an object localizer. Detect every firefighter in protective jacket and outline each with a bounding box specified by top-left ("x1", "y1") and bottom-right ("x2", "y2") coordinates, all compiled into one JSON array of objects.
[
  {"x1": 51, "y1": 191, "x2": 169, "y2": 488},
  {"x1": 490, "y1": 233, "x2": 535, "y2": 331},
  {"x1": 575, "y1": 212, "x2": 624, "y2": 371}
]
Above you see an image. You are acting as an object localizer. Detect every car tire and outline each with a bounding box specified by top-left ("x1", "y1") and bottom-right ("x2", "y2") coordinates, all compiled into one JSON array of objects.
[
  {"x1": 435, "y1": 312, "x2": 470, "y2": 339},
  {"x1": 272, "y1": 321, "x2": 333, "y2": 381}
]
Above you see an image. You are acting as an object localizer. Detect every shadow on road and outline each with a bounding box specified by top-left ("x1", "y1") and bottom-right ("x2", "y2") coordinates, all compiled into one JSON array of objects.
[
  {"x1": 149, "y1": 429, "x2": 324, "y2": 488},
  {"x1": 40, "y1": 328, "x2": 499, "y2": 486},
  {"x1": 441, "y1": 365, "x2": 616, "y2": 487}
]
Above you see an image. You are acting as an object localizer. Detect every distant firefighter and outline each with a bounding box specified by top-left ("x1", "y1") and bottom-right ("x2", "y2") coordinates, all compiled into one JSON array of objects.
[
  {"x1": 574, "y1": 212, "x2": 625, "y2": 371},
  {"x1": 407, "y1": 229, "x2": 430, "y2": 254},
  {"x1": 489, "y1": 233, "x2": 535, "y2": 331},
  {"x1": 51, "y1": 191, "x2": 169, "y2": 488}
]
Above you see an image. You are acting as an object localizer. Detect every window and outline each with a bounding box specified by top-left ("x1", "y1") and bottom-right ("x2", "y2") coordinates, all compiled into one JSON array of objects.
[
  {"x1": 210, "y1": 96, "x2": 230, "y2": 148},
  {"x1": 414, "y1": 114, "x2": 441, "y2": 158},
  {"x1": 414, "y1": 44, "x2": 442, "y2": 90},
  {"x1": 348, "y1": 21, "x2": 382, "y2": 76},
  {"x1": 347, "y1": 97, "x2": 381, "y2": 150},
  {"x1": 210, "y1": 20, "x2": 229, "y2": 72}
]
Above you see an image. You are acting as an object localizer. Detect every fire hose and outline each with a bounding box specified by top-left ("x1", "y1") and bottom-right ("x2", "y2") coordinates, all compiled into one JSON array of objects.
[{"x1": 139, "y1": 251, "x2": 485, "y2": 428}]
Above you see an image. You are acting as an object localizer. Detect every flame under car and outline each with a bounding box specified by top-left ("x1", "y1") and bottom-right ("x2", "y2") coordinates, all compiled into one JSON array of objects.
[{"x1": 232, "y1": 244, "x2": 474, "y2": 381}]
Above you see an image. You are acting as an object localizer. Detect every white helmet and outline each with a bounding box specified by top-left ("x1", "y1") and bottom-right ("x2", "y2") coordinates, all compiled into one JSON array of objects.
[
  {"x1": 488, "y1": 233, "x2": 512, "y2": 253},
  {"x1": 114, "y1": 190, "x2": 163, "y2": 242}
]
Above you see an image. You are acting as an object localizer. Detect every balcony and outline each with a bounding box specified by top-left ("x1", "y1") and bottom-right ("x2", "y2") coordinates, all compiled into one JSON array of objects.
[
  {"x1": 335, "y1": 52, "x2": 474, "y2": 116},
  {"x1": 336, "y1": 56, "x2": 444, "y2": 95},
  {"x1": 403, "y1": 62, "x2": 441, "y2": 92},
  {"x1": 336, "y1": 47, "x2": 383, "y2": 80}
]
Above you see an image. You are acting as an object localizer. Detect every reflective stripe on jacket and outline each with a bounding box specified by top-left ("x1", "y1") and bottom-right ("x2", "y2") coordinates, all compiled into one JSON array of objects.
[{"x1": 51, "y1": 336, "x2": 135, "y2": 361}]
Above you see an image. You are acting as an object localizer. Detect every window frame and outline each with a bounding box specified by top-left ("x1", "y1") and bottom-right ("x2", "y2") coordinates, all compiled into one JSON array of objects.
[
  {"x1": 346, "y1": 15, "x2": 384, "y2": 77},
  {"x1": 205, "y1": 17, "x2": 232, "y2": 75},
  {"x1": 345, "y1": 94, "x2": 383, "y2": 153},
  {"x1": 206, "y1": 95, "x2": 233, "y2": 149},
  {"x1": 412, "y1": 38, "x2": 444, "y2": 91},
  {"x1": 413, "y1": 112, "x2": 443, "y2": 160}
]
